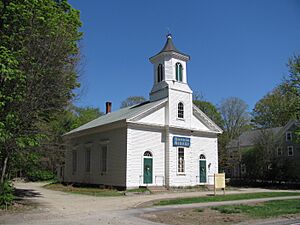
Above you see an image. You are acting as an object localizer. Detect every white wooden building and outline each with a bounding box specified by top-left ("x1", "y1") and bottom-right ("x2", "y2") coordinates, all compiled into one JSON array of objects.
[{"x1": 62, "y1": 34, "x2": 222, "y2": 189}]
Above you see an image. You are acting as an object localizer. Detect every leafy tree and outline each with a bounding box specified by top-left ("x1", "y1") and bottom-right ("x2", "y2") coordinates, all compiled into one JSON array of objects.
[
  {"x1": 120, "y1": 96, "x2": 146, "y2": 108},
  {"x1": 0, "y1": 0, "x2": 82, "y2": 183},
  {"x1": 252, "y1": 55, "x2": 300, "y2": 128},
  {"x1": 252, "y1": 86, "x2": 300, "y2": 128},
  {"x1": 193, "y1": 100, "x2": 224, "y2": 129},
  {"x1": 37, "y1": 105, "x2": 103, "y2": 172}
]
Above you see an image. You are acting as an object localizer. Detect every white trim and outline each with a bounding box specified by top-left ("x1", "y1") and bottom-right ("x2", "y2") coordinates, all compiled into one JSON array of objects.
[
  {"x1": 177, "y1": 147, "x2": 186, "y2": 175},
  {"x1": 277, "y1": 147, "x2": 283, "y2": 156},
  {"x1": 142, "y1": 150, "x2": 154, "y2": 185},
  {"x1": 193, "y1": 105, "x2": 223, "y2": 133},
  {"x1": 286, "y1": 131, "x2": 292, "y2": 141},
  {"x1": 287, "y1": 146, "x2": 294, "y2": 156},
  {"x1": 177, "y1": 101, "x2": 184, "y2": 119},
  {"x1": 199, "y1": 157, "x2": 207, "y2": 184}
]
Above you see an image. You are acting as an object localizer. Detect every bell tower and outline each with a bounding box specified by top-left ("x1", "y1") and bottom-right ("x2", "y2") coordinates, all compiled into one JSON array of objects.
[
  {"x1": 149, "y1": 34, "x2": 192, "y2": 102},
  {"x1": 149, "y1": 34, "x2": 193, "y2": 128}
]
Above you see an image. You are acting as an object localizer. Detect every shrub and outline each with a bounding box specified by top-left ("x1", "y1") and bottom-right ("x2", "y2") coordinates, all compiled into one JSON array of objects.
[
  {"x1": 27, "y1": 170, "x2": 55, "y2": 181},
  {"x1": 0, "y1": 181, "x2": 15, "y2": 208}
]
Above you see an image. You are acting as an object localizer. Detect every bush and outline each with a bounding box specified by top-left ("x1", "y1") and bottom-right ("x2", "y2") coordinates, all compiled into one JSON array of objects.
[
  {"x1": 0, "y1": 181, "x2": 15, "y2": 208},
  {"x1": 27, "y1": 170, "x2": 55, "y2": 182}
]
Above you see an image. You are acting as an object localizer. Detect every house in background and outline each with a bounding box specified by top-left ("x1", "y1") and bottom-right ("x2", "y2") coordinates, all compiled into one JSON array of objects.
[
  {"x1": 226, "y1": 120, "x2": 300, "y2": 179},
  {"x1": 62, "y1": 34, "x2": 223, "y2": 189}
]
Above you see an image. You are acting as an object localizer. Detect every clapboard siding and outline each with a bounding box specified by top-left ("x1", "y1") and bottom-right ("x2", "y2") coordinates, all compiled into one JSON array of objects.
[
  {"x1": 126, "y1": 126, "x2": 165, "y2": 188},
  {"x1": 168, "y1": 132, "x2": 218, "y2": 186},
  {"x1": 64, "y1": 127, "x2": 127, "y2": 187}
]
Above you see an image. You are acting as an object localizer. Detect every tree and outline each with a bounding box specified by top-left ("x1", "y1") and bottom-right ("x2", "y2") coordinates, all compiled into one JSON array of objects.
[
  {"x1": 0, "y1": 0, "x2": 82, "y2": 183},
  {"x1": 120, "y1": 96, "x2": 146, "y2": 108},
  {"x1": 252, "y1": 86, "x2": 300, "y2": 128},
  {"x1": 193, "y1": 100, "x2": 224, "y2": 129},
  {"x1": 252, "y1": 56, "x2": 300, "y2": 128},
  {"x1": 219, "y1": 97, "x2": 251, "y2": 140},
  {"x1": 36, "y1": 105, "x2": 103, "y2": 172}
]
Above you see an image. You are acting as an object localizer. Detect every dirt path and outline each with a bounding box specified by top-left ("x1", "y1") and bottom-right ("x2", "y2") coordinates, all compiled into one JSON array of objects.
[{"x1": 1, "y1": 182, "x2": 300, "y2": 225}]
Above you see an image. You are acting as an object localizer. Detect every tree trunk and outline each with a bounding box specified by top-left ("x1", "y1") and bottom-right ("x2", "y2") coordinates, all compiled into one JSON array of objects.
[{"x1": 1, "y1": 156, "x2": 9, "y2": 184}]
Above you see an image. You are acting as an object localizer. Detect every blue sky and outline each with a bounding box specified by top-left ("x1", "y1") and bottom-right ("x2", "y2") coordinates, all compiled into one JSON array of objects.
[{"x1": 69, "y1": 0, "x2": 300, "y2": 112}]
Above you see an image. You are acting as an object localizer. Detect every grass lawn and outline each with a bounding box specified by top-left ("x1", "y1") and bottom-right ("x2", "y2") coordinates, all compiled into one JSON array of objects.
[
  {"x1": 155, "y1": 192, "x2": 300, "y2": 206},
  {"x1": 211, "y1": 199, "x2": 300, "y2": 218},
  {"x1": 44, "y1": 183, "x2": 124, "y2": 197}
]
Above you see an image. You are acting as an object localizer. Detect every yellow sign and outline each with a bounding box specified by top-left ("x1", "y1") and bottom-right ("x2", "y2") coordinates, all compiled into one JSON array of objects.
[{"x1": 214, "y1": 173, "x2": 225, "y2": 195}]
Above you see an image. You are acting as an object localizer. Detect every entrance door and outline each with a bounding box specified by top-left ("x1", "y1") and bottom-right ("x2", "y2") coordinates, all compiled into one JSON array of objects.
[
  {"x1": 143, "y1": 158, "x2": 153, "y2": 184},
  {"x1": 199, "y1": 154, "x2": 206, "y2": 183}
]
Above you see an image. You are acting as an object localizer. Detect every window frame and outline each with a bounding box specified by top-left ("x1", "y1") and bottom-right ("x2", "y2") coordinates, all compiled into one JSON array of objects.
[
  {"x1": 157, "y1": 64, "x2": 164, "y2": 83},
  {"x1": 175, "y1": 62, "x2": 183, "y2": 82},
  {"x1": 85, "y1": 148, "x2": 91, "y2": 173},
  {"x1": 287, "y1": 146, "x2": 294, "y2": 156},
  {"x1": 177, "y1": 102, "x2": 184, "y2": 119},
  {"x1": 277, "y1": 147, "x2": 283, "y2": 156},
  {"x1": 100, "y1": 144, "x2": 108, "y2": 174},
  {"x1": 286, "y1": 131, "x2": 292, "y2": 141},
  {"x1": 72, "y1": 150, "x2": 77, "y2": 174},
  {"x1": 177, "y1": 147, "x2": 185, "y2": 175}
]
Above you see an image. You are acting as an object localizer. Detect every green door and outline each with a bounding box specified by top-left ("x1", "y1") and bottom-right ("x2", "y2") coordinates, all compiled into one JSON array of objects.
[
  {"x1": 199, "y1": 160, "x2": 207, "y2": 183},
  {"x1": 143, "y1": 158, "x2": 153, "y2": 184}
]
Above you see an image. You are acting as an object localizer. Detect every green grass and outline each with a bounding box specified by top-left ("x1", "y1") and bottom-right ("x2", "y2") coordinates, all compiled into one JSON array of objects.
[
  {"x1": 44, "y1": 183, "x2": 123, "y2": 197},
  {"x1": 211, "y1": 199, "x2": 300, "y2": 218},
  {"x1": 155, "y1": 192, "x2": 300, "y2": 206}
]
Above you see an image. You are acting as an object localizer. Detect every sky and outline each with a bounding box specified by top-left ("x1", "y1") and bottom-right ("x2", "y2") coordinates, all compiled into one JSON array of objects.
[{"x1": 69, "y1": 0, "x2": 300, "y2": 112}]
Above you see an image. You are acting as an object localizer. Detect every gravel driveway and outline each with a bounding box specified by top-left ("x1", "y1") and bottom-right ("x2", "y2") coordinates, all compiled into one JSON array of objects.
[{"x1": 1, "y1": 182, "x2": 299, "y2": 225}]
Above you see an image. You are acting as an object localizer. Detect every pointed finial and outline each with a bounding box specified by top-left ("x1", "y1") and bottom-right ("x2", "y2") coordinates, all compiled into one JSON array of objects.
[{"x1": 166, "y1": 27, "x2": 172, "y2": 39}]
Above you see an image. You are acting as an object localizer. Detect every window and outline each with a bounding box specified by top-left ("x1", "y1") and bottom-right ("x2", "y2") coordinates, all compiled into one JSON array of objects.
[
  {"x1": 178, "y1": 148, "x2": 185, "y2": 173},
  {"x1": 157, "y1": 64, "x2": 164, "y2": 83},
  {"x1": 72, "y1": 150, "x2": 77, "y2": 174},
  {"x1": 288, "y1": 146, "x2": 294, "y2": 156},
  {"x1": 85, "y1": 148, "x2": 91, "y2": 172},
  {"x1": 286, "y1": 132, "x2": 292, "y2": 141},
  {"x1": 178, "y1": 102, "x2": 184, "y2": 119},
  {"x1": 101, "y1": 145, "x2": 108, "y2": 173},
  {"x1": 175, "y1": 62, "x2": 183, "y2": 82},
  {"x1": 144, "y1": 151, "x2": 152, "y2": 157},
  {"x1": 277, "y1": 147, "x2": 283, "y2": 156},
  {"x1": 200, "y1": 154, "x2": 206, "y2": 160}
]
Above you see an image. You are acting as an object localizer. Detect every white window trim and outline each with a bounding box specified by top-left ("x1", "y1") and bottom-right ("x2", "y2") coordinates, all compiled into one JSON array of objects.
[
  {"x1": 72, "y1": 150, "x2": 77, "y2": 175},
  {"x1": 100, "y1": 144, "x2": 108, "y2": 175},
  {"x1": 286, "y1": 131, "x2": 292, "y2": 141},
  {"x1": 177, "y1": 102, "x2": 184, "y2": 120},
  {"x1": 277, "y1": 147, "x2": 282, "y2": 156},
  {"x1": 177, "y1": 147, "x2": 186, "y2": 175},
  {"x1": 287, "y1": 146, "x2": 294, "y2": 156}
]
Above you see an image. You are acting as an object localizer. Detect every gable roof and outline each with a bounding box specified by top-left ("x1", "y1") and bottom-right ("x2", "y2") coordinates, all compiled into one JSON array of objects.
[
  {"x1": 193, "y1": 104, "x2": 223, "y2": 133},
  {"x1": 227, "y1": 127, "x2": 283, "y2": 149},
  {"x1": 64, "y1": 98, "x2": 167, "y2": 136}
]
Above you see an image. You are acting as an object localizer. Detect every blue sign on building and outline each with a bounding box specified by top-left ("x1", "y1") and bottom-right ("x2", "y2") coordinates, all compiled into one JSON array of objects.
[{"x1": 173, "y1": 136, "x2": 191, "y2": 147}]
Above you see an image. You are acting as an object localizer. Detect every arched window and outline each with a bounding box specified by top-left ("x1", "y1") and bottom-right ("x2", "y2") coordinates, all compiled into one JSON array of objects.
[
  {"x1": 157, "y1": 64, "x2": 164, "y2": 83},
  {"x1": 175, "y1": 62, "x2": 183, "y2": 82},
  {"x1": 178, "y1": 102, "x2": 184, "y2": 119},
  {"x1": 200, "y1": 154, "x2": 206, "y2": 160},
  {"x1": 144, "y1": 151, "x2": 152, "y2": 157}
]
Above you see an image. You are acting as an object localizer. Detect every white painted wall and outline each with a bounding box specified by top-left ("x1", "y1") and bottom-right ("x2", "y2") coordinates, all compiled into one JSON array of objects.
[
  {"x1": 138, "y1": 106, "x2": 166, "y2": 126},
  {"x1": 126, "y1": 126, "x2": 165, "y2": 188},
  {"x1": 167, "y1": 131, "x2": 218, "y2": 187},
  {"x1": 168, "y1": 89, "x2": 193, "y2": 129},
  {"x1": 64, "y1": 127, "x2": 127, "y2": 187},
  {"x1": 191, "y1": 114, "x2": 210, "y2": 131}
]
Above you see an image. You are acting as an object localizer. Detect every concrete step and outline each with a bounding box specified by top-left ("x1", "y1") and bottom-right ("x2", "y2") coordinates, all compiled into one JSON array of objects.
[{"x1": 147, "y1": 186, "x2": 168, "y2": 193}]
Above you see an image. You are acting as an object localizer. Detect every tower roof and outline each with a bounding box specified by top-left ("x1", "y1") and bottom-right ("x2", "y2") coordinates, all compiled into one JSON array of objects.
[{"x1": 150, "y1": 34, "x2": 190, "y2": 60}]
